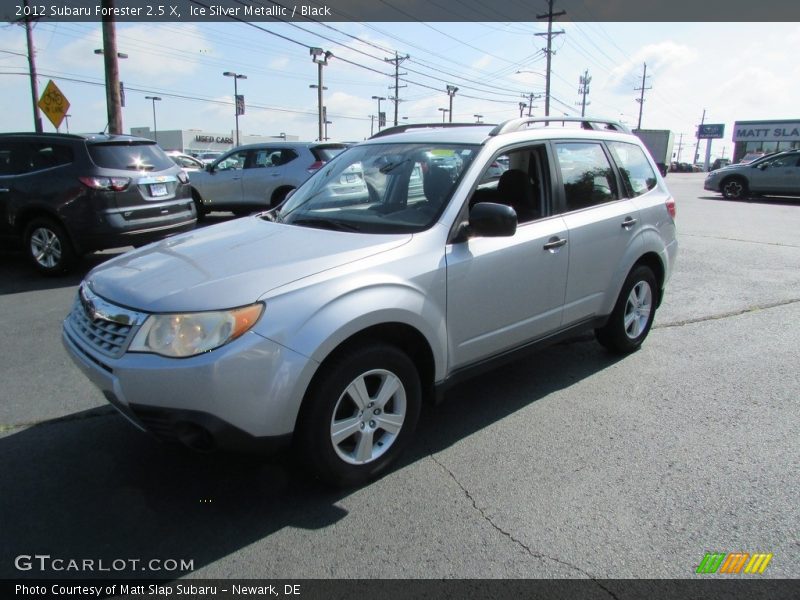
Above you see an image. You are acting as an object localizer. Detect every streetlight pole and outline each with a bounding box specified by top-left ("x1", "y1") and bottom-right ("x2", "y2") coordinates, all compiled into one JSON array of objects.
[
  {"x1": 372, "y1": 96, "x2": 386, "y2": 130},
  {"x1": 474, "y1": 114, "x2": 483, "y2": 124},
  {"x1": 310, "y1": 48, "x2": 332, "y2": 142},
  {"x1": 145, "y1": 96, "x2": 161, "y2": 144},
  {"x1": 446, "y1": 85, "x2": 458, "y2": 123},
  {"x1": 223, "y1": 71, "x2": 246, "y2": 147},
  {"x1": 438, "y1": 108, "x2": 449, "y2": 123}
]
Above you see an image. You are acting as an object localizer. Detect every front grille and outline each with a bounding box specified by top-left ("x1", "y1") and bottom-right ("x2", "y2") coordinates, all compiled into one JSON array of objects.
[
  {"x1": 68, "y1": 298, "x2": 134, "y2": 358},
  {"x1": 66, "y1": 285, "x2": 146, "y2": 359}
]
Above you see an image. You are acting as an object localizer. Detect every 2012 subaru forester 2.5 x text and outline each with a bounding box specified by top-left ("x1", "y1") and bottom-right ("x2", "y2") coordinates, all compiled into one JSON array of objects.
[{"x1": 62, "y1": 117, "x2": 678, "y2": 486}]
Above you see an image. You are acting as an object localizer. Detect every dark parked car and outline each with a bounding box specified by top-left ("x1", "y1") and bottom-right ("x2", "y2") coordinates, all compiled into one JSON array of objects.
[{"x1": 0, "y1": 132, "x2": 196, "y2": 274}]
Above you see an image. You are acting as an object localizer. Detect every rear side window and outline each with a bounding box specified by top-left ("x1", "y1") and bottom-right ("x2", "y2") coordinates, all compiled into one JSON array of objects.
[
  {"x1": 88, "y1": 142, "x2": 174, "y2": 171},
  {"x1": 555, "y1": 142, "x2": 618, "y2": 212},
  {"x1": 0, "y1": 142, "x2": 73, "y2": 175},
  {"x1": 607, "y1": 141, "x2": 657, "y2": 197}
]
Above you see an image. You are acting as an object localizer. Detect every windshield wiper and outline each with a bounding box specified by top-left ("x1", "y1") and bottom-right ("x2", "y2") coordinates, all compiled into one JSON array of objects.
[{"x1": 291, "y1": 217, "x2": 361, "y2": 232}]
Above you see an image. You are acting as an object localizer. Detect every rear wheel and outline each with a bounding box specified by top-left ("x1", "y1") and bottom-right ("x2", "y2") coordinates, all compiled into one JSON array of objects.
[
  {"x1": 596, "y1": 265, "x2": 657, "y2": 354},
  {"x1": 24, "y1": 217, "x2": 75, "y2": 275},
  {"x1": 297, "y1": 343, "x2": 421, "y2": 487},
  {"x1": 721, "y1": 177, "x2": 748, "y2": 200}
]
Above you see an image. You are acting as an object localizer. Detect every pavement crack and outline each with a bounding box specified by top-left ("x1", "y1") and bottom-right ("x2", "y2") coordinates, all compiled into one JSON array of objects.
[
  {"x1": 0, "y1": 406, "x2": 116, "y2": 433},
  {"x1": 680, "y1": 232, "x2": 800, "y2": 249},
  {"x1": 428, "y1": 453, "x2": 620, "y2": 600},
  {"x1": 655, "y1": 297, "x2": 800, "y2": 330}
]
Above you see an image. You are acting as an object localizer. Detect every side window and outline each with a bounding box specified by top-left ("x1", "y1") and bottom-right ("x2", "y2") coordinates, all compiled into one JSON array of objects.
[
  {"x1": 0, "y1": 143, "x2": 34, "y2": 176},
  {"x1": 555, "y1": 142, "x2": 618, "y2": 212},
  {"x1": 768, "y1": 154, "x2": 800, "y2": 168},
  {"x1": 216, "y1": 150, "x2": 248, "y2": 171},
  {"x1": 607, "y1": 141, "x2": 657, "y2": 198},
  {"x1": 469, "y1": 146, "x2": 546, "y2": 223},
  {"x1": 30, "y1": 143, "x2": 73, "y2": 172}
]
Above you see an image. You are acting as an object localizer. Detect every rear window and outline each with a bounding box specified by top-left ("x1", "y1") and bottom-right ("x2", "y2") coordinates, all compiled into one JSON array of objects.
[{"x1": 87, "y1": 142, "x2": 174, "y2": 171}]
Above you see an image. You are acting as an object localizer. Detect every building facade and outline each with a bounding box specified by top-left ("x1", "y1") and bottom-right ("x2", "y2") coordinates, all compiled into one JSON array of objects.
[
  {"x1": 732, "y1": 119, "x2": 800, "y2": 162},
  {"x1": 130, "y1": 127, "x2": 299, "y2": 154}
]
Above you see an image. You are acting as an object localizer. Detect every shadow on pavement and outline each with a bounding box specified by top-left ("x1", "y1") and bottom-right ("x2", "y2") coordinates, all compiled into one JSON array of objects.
[{"x1": 0, "y1": 337, "x2": 623, "y2": 580}]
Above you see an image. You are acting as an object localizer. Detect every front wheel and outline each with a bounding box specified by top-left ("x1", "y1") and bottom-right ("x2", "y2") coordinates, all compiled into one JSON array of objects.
[
  {"x1": 721, "y1": 177, "x2": 748, "y2": 200},
  {"x1": 596, "y1": 265, "x2": 657, "y2": 354},
  {"x1": 296, "y1": 343, "x2": 421, "y2": 487},
  {"x1": 24, "y1": 217, "x2": 75, "y2": 275}
]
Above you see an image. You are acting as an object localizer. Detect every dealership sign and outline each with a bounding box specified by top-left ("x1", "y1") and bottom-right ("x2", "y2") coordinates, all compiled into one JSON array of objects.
[
  {"x1": 195, "y1": 134, "x2": 234, "y2": 144},
  {"x1": 697, "y1": 124, "x2": 724, "y2": 139},
  {"x1": 733, "y1": 121, "x2": 800, "y2": 142}
]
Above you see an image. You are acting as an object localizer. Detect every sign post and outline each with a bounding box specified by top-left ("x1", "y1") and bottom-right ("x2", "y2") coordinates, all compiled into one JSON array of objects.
[{"x1": 697, "y1": 123, "x2": 725, "y2": 171}]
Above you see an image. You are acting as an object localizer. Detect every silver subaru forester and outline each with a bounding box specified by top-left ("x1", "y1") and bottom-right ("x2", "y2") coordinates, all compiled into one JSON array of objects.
[{"x1": 63, "y1": 117, "x2": 678, "y2": 486}]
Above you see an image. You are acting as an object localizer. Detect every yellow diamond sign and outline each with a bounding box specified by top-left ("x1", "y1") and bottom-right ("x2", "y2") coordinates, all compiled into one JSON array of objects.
[{"x1": 38, "y1": 80, "x2": 71, "y2": 129}]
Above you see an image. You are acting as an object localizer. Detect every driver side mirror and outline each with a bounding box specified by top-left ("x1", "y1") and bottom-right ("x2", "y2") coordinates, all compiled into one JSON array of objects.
[
  {"x1": 465, "y1": 202, "x2": 517, "y2": 239},
  {"x1": 757, "y1": 163, "x2": 769, "y2": 170},
  {"x1": 205, "y1": 163, "x2": 214, "y2": 173}
]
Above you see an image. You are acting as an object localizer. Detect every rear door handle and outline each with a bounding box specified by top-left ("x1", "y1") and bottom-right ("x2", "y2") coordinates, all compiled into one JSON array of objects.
[
  {"x1": 621, "y1": 217, "x2": 638, "y2": 229},
  {"x1": 543, "y1": 237, "x2": 567, "y2": 251}
]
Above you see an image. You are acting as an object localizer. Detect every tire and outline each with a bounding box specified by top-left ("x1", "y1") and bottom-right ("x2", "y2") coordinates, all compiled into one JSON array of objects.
[
  {"x1": 596, "y1": 265, "x2": 658, "y2": 354},
  {"x1": 24, "y1": 217, "x2": 75, "y2": 275},
  {"x1": 191, "y1": 189, "x2": 206, "y2": 221},
  {"x1": 270, "y1": 187, "x2": 294, "y2": 208},
  {"x1": 721, "y1": 177, "x2": 748, "y2": 200},
  {"x1": 296, "y1": 343, "x2": 422, "y2": 487}
]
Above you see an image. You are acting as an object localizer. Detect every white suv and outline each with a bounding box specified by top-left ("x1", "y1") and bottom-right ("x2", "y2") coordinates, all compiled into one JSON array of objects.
[{"x1": 63, "y1": 117, "x2": 678, "y2": 486}]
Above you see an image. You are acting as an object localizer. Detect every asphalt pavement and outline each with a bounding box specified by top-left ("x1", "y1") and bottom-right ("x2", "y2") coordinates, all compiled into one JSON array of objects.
[{"x1": 1, "y1": 175, "x2": 798, "y2": 581}]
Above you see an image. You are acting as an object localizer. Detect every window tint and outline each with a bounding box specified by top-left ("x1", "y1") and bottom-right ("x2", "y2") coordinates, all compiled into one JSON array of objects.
[
  {"x1": 254, "y1": 148, "x2": 299, "y2": 167},
  {"x1": 88, "y1": 142, "x2": 174, "y2": 171},
  {"x1": 555, "y1": 142, "x2": 618, "y2": 211},
  {"x1": 607, "y1": 141, "x2": 657, "y2": 197},
  {"x1": 0, "y1": 143, "x2": 73, "y2": 175},
  {"x1": 313, "y1": 145, "x2": 347, "y2": 162}
]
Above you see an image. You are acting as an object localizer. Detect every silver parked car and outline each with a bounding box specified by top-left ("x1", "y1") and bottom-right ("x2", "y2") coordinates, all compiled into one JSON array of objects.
[
  {"x1": 704, "y1": 150, "x2": 800, "y2": 199},
  {"x1": 63, "y1": 117, "x2": 678, "y2": 486},
  {"x1": 188, "y1": 142, "x2": 346, "y2": 216}
]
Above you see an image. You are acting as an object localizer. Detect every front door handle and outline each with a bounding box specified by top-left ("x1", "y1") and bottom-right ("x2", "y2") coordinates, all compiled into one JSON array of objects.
[
  {"x1": 621, "y1": 217, "x2": 638, "y2": 229},
  {"x1": 543, "y1": 237, "x2": 567, "y2": 251}
]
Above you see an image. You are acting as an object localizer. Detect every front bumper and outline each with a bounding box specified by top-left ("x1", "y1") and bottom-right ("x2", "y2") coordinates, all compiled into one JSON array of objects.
[
  {"x1": 703, "y1": 178, "x2": 720, "y2": 192},
  {"x1": 62, "y1": 322, "x2": 317, "y2": 450}
]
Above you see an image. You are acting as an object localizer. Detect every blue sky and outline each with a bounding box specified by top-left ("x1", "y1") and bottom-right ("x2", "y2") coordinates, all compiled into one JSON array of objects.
[{"x1": 2, "y1": 19, "x2": 799, "y2": 159}]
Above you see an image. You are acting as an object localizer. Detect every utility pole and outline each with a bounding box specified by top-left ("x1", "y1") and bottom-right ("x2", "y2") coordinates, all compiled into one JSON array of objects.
[
  {"x1": 577, "y1": 69, "x2": 591, "y2": 117},
  {"x1": 310, "y1": 48, "x2": 332, "y2": 142},
  {"x1": 535, "y1": 0, "x2": 565, "y2": 117},
  {"x1": 634, "y1": 62, "x2": 651, "y2": 130},
  {"x1": 21, "y1": 0, "x2": 43, "y2": 132},
  {"x1": 369, "y1": 114, "x2": 375, "y2": 137},
  {"x1": 519, "y1": 102, "x2": 527, "y2": 118},
  {"x1": 693, "y1": 109, "x2": 706, "y2": 164},
  {"x1": 446, "y1": 85, "x2": 458, "y2": 123},
  {"x1": 100, "y1": 0, "x2": 123, "y2": 134},
  {"x1": 523, "y1": 92, "x2": 541, "y2": 117},
  {"x1": 676, "y1": 132, "x2": 684, "y2": 162},
  {"x1": 385, "y1": 52, "x2": 408, "y2": 127}
]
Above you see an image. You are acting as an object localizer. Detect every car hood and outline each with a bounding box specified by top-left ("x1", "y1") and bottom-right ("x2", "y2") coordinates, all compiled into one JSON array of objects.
[{"x1": 86, "y1": 217, "x2": 412, "y2": 312}]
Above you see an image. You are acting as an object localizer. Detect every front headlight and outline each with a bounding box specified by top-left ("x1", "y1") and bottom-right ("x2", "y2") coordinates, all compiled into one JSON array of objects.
[{"x1": 129, "y1": 303, "x2": 264, "y2": 358}]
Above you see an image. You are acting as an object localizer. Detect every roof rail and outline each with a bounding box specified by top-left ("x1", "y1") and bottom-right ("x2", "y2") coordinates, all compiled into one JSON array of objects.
[
  {"x1": 489, "y1": 116, "x2": 631, "y2": 136},
  {"x1": 369, "y1": 122, "x2": 493, "y2": 140}
]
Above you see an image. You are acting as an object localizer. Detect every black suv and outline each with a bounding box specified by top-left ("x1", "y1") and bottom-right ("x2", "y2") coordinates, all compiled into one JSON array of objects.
[{"x1": 0, "y1": 132, "x2": 196, "y2": 274}]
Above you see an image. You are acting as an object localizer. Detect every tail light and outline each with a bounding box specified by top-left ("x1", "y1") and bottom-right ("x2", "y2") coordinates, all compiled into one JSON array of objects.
[
  {"x1": 666, "y1": 196, "x2": 676, "y2": 219},
  {"x1": 79, "y1": 176, "x2": 130, "y2": 191},
  {"x1": 307, "y1": 160, "x2": 325, "y2": 173}
]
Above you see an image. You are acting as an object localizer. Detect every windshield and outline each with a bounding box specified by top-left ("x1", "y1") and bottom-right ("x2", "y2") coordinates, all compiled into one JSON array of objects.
[
  {"x1": 88, "y1": 142, "x2": 175, "y2": 171},
  {"x1": 273, "y1": 142, "x2": 479, "y2": 234}
]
